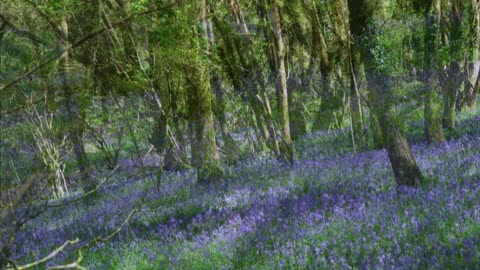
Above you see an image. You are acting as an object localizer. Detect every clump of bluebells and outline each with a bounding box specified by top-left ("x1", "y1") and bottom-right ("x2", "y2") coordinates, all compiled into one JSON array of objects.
[{"x1": 9, "y1": 122, "x2": 480, "y2": 269}]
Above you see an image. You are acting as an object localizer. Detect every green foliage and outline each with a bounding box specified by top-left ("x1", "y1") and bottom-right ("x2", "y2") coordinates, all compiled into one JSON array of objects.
[
  {"x1": 131, "y1": 0, "x2": 148, "y2": 12},
  {"x1": 84, "y1": 241, "x2": 167, "y2": 270},
  {"x1": 178, "y1": 244, "x2": 232, "y2": 270},
  {"x1": 360, "y1": 21, "x2": 413, "y2": 76},
  {"x1": 2, "y1": 0, "x2": 480, "y2": 268}
]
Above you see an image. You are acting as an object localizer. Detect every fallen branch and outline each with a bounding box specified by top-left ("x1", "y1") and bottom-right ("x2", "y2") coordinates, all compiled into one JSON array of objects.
[
  {"x1": 6, "y1": 239, "x2": 79, "y2": 270},
  {"x1": 47, "y1": 251, "x2": 85, "y2": 270},
  {"x1": 47, "y1": 165, "x2": 120, "y2": 208},
  {"x1": 80, "y1": 208, "x2": 138, "y2": 251}
]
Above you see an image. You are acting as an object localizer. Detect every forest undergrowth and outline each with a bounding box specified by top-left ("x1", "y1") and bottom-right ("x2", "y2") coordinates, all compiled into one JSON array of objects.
[{"x1": 5, "y1": 109, "x2": 479, "y2": 270}]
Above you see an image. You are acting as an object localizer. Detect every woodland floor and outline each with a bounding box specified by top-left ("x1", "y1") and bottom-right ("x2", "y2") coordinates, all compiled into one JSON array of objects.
[{"x1": 7, "y1": 108, "x2": 480, "y2": 270}]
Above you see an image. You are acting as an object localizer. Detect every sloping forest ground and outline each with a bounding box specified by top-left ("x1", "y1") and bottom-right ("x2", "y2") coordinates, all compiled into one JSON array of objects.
[{"x1": 4, "y1": 107, "x2": 480, "y2": 270}]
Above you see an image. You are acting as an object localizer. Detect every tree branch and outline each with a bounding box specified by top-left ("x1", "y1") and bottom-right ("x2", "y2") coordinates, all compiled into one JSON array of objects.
[
  {"x1": 47, "y1": 251, "x2": 86, "y2": 270},
  {"x1": 47, "y1": 165, "x2": 119, "y2": 208},
  {"x1": 0, "y1": 3, "x2": 177, "y2": 93},
  {"x1": 0, "y1": 14, "x2": 44, "y2": 45},
  {"x1": 5, "y1": 239, "x2": 79, "y2": 270}
]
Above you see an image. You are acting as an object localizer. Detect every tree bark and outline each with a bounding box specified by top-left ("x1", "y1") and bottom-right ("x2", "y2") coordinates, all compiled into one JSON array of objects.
[{"x1": 368, "y1": 74, "x2": 423, "y2": 186}]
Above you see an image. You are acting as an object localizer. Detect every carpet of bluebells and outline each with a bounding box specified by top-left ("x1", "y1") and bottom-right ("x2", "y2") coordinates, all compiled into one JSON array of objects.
[{"x1": 8, "y1": 115, "x2": 480, "y2": 269}]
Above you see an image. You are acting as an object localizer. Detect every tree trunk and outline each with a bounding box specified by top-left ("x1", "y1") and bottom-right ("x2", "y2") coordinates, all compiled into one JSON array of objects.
[
  {"x1": 288, "y1": 76, "x2": 307, "y2": 140},
  {"x1": 185, "y1": 65, "x2": 224, "y2": 184},
  {"x1": 423, "y1": 1, "x2": 445, "y2": 143},
  {"x1": 347, "y1": 0, "x2": 424, "y2": 187},
  {"x1": 379, "y1": 111, "x2": 423, "y2": 187},
  {"x1": 463, "y1": 0, "x2": 479, "y2": 108},
  {"x1": 369, "y1": 113, "x2": 384, "y2": 150},
  {"x1": 268, "y1": 0, "x2": 294, "y2": 165},
  {"x1": 303, "y1": 1, "x2": 337, "y2": 131},
  {"x1": 367, "y1": 74, "x2": 423, "y2": 187},
  {"x1": 58, "y1": 16, "x2": 94, "y2": 192},
  {"x1": 211, "y1": 75, "x2": 240, "y2": 164},
  {"x1": 442, "y1": 62, "x2": 460, "y2": 129},
  {"x1": 219, "y1": 1, "x2": 280, "y2": 155},
  {"x1": 146, "y1": 88, "x2": 168, "y2": 161},
  {"x1": 442, "y1": 0, "x2": 464, "y2": 130},
  {"x1": 469, "y1": 65, "x2": 480, "y2": 107},
  {"x1": 347, "y1": 49, "x2": 365, "y2": 151},
  {"x1": 337, "y1": 0, "x2": 365, "y2": 150},
  {"x1": 165, "y1": 69, "x2": 189, "y2": 171},
  {"x1": 204, "y1": 6, "x2": 240, "y2": 164},
  {"x1": 186, "y1": 0, "x2": 224, "y2": 184}
]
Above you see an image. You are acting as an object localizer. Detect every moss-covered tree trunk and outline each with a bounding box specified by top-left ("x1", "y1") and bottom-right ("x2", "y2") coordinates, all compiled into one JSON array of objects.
[
  {"x1": 368, "y1": 75, "x2": 423, "y2": 187},
  {"x1": 442, "y1": 62, "x2": 460, "y2": 130},
  {"x1": 212, "y1": 14, "x2": 270, "y2": 152},
  {"x1": 348, "y1": 0, "x2": 424, "y2": 187},
  {"x1": 288, "y1": 77, "x2": 307, "y2": 140},
  {"x1": 186, "y1": 0, "x2": 224, "y2": 184},
  {"x1": 185, "y1": 65, "x2": 224, "y2": 184},
  {"x1": 284, "y1": 3, "x2": 309, "y2": 140},
  {"x1": 146, "y1": 87, "x2": 169, "y2": 164},
  {"x1": 344, "y1": 0, "x2": 366, "y2": 150},
  {"x1": 165, "y1": 69, "x2": 189, "y2": 171},
  {"x1": 380, "y1": 112, "x2": 423, "y2": 186},
  {"x1": 423, "y1": 0, "x2": 445, "y2": 143},
  {"x1": 442, "y1": 0, "x2": 464, "y2": 130},
  {"x1": 457, "y1": 1, "x2": 479, "y2": 109},
  {"x1": 369, "y1": 113, "x2": 384, "y2": 150}
]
